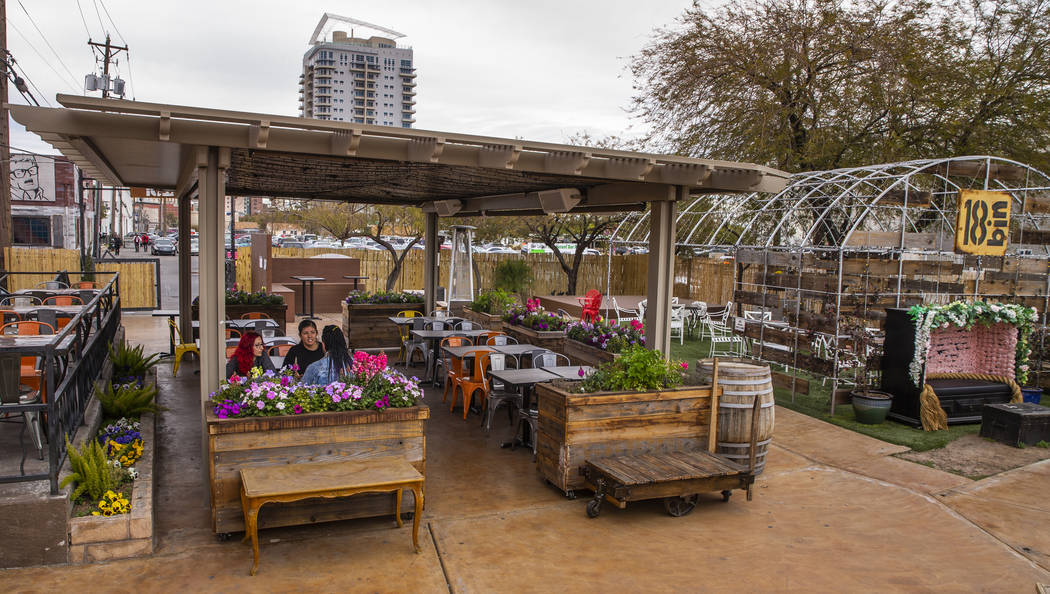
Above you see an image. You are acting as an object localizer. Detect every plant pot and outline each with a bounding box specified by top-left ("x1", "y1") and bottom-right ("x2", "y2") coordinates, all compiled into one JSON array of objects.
[
  {"x1": 851, "y1": 390, "x2": 893, "y2": 425},
  {"x1": 1021, "y1": 386, "x2": 1043, "y2": 404}
]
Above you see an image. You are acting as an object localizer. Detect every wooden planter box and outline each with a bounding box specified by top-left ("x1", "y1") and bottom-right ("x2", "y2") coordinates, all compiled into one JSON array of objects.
[
  {"x1": 192, "y1": 303, "x2": 289, "y2": 331},
  {"x1": 535, "y1": 381, "x2": 714, "y2": 494},
  {"x1": 342, "y1": 302, "x2": 425, "y2": 350},
  {"x1": 463, "y1": 307, "x2": 504, "y2": 331},
  {"x1": 560, "y1": 338, "x2": 620, "y2": 367},
  {"x1": 502, "y1": 322, "x2": 566, "y2": 352},
  {"x1": 206, "y1": 405, "x2": 429, "y2": 534}
]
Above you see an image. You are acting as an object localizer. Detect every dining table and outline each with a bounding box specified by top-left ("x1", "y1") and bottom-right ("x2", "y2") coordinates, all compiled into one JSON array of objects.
[
  {"x1": 487, "y1": 367, "x2": 563, "y2": 450},
  {"x1": 410, "y1": 328, "x2": 491, "y2": 385}
]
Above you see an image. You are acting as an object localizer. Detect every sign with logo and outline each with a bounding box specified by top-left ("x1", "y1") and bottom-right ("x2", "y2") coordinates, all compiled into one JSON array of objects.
[
  {"x1": 130, "y1": 187, "x2": 176, "y2": 198},
  {"x1": 955, "y1": 189, "x2": 1011, "y2": 256},
  {"x1": 10, "y1": 154, "x2": 55, "y2": 202}
]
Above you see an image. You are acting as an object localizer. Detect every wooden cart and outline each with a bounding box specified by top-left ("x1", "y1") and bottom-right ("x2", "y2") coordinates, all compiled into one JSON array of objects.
[{"x1": 581, "y1": 360, "x2": 762, "y2": 518}]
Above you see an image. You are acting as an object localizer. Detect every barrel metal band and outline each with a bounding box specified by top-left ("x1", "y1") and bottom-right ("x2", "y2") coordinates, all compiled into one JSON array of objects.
[
  {"x1": 717, "y1": 378, "x2": 772, "y2": 385},
  {"x1": 721, "y1": 387, "x2": 775, "y2": 397},
  {"x1": 718, "y1": 400, "x2": 775, "y2": 408},
  {"x1": 717, "y1": 438, "x2": 773, "y2": 448}
]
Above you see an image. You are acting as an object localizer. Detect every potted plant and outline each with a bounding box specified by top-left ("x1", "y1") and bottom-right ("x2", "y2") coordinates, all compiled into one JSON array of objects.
[
  {"x1": 840, "y1": 318, "x2": 893, "y2": 424},
  {"x1": 492, "y1": 259, "x2": 533, "y2": 301},
  {"x1": 464, "y1": 289, "x2": 516, "y2": 330},
  {"x1": 535, "y1": 346, "x2": 710, "y2": 495},
  {"x1": 341, "y1": 290, "x2": 425, "y2": 349},
  {"x1": 562, "y1": 318, "x2": 645, "y2": 367},
  {"x1": 192, "y1": 287, "x2": 288, "y2": 327}
]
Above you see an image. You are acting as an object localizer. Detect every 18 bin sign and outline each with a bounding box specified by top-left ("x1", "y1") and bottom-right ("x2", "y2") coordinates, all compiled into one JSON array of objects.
[{"x1": 954, "y1": 189, "x2": 1011, "y2": 256}]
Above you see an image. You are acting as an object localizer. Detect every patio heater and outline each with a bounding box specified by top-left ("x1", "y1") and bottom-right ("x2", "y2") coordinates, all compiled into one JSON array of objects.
[{"x1": 447, "y1": 225, "x2": 476, "y2": 312}]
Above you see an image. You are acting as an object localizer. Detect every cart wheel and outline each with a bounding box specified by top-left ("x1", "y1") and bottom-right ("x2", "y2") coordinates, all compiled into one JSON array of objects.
[
  {"x1": 217, "y1": 532, "x2": 233, "y2": 542},
  {"x1": 664, "y1": 495, "x2": 699, "y2": 517},
  {"x1": 586, "y1": 499, "x2": 602, "y2": 518},
  {"x1": 721, "y1": 490, "x2": 732, "y2": 502},
  {"x1": 565, "y1": 489, "x2": 577, "y2": 500}
]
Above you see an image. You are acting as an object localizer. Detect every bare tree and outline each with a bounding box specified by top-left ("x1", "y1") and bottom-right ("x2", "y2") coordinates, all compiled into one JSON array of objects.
[{"x1": 527, "y1": 214, "x2": 619, "y2": 295}]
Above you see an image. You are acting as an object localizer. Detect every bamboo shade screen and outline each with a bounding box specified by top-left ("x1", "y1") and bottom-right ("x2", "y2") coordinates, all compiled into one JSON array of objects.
[
  {"x1": 3, "y1": 247, "x2": 82, "y2": 291},
  {"x1": 262, "y1": 247, "x2": 735, "y2": 304},
  {"x1": 94, "y1": 261, "x2": 156, "y2": 309}
]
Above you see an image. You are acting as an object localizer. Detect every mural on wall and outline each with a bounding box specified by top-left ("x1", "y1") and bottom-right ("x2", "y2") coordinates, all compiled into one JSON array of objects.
[{"x1": 10, "y1": 154, "x2": 56, "y2": 202}]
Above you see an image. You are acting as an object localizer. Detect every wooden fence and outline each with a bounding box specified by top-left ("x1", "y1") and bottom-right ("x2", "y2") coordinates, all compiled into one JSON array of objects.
[
  {"x1": 3, "y1": 247, "x2": 157, "y2": 309},
  {"x1": 243, "y1": 247, "x2": 736, "y2": 303}
]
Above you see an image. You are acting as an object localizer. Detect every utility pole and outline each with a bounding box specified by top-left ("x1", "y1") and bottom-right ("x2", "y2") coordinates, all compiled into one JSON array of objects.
[
  {"x1": 87, "y1": 35, "x2": 127, "y2": 99},
  {"x1": 0, "y1": 0, "x2": 12, "y2": 285}
]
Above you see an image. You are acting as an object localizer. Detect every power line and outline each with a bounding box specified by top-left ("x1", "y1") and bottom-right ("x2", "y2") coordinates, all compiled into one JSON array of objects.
[
  {"x1": 75, "y1": 0, "x2": 94, "y2": 39},
  {"x1": 91, "y1": 0, "x2": 107, "y2": 35},
  {"x1": 15, "y1": 0, "x2": 83, "y2": 91},
  {"x1": 97, "y1": 0, "x2": 126, "y2": 45},
  {"x1": 8, "y1": 53, "x2": 53, "y2": 107},
  {"x1": 7, "y1": 21, "x2": 80, "y2": 93}
]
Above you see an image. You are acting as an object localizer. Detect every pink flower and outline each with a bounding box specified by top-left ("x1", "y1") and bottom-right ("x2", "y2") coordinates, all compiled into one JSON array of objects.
[
  {"x1": 680, "y1": 362, "x2": 689, "y2": 370},
  {"x1": 256, "y1": 401, "x2": 265, "y2": 410},
  {"x1": 578, "y1": 367, "x2": 586, "y2": 377}
]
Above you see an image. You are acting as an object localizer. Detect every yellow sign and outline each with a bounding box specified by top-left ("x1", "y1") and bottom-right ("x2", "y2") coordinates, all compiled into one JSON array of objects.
[{"x1": 955, "y1": 189, "x2": 1011, "y2": 256}]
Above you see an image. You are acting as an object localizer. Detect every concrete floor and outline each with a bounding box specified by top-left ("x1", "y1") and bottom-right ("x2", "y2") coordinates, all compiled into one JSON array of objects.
[{"x1": 2, "y1": 316, "x2": 1048, "y2": 592}]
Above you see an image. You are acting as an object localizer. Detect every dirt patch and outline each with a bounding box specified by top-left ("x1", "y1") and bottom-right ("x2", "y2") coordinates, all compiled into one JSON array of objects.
[{"x1": 898, "y1": 434, "x2": 1050, "y2": 479}]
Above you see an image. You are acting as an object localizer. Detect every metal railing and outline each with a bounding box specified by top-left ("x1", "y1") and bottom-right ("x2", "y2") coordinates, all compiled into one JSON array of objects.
[{"x1": 0, "y1": 271, "x2": 122, "y2": 493}]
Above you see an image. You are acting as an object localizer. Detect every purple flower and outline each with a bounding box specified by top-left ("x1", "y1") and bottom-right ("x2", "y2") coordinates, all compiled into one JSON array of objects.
[
  {"x1": 256, "y1": 401, "x2": 265, "y2": 410},
  {"x1": 578, "y1": 367, "x2": 585, "y2": 377}
]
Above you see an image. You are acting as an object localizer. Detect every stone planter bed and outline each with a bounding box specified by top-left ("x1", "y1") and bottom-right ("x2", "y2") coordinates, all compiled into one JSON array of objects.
[
  {"x1": 206, "y1": 405, "x2": 429, "y2": 535},
  {"x1": 560, "y1": 338, "x2": 621, "y2": 367},
  {"x1": 502, "y1": 322, "x2": 566, "y2": 352},
  {"x1": 343, "y1": 302, "x2": 425, "y2": 350},
  {"x1": 535, "y1": 380, "x2": 715, "y2": 495}
]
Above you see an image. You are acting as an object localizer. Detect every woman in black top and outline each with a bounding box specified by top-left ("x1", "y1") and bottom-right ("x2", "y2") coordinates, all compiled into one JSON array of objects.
[{"x1": 285, "y1": 319, "x2": 325, "y2": 373}]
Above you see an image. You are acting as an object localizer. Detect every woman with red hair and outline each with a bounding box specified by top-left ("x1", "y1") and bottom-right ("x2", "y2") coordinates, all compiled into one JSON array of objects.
[{"x1": 225, "y1": 331, "x2": 276, "y2": 379}]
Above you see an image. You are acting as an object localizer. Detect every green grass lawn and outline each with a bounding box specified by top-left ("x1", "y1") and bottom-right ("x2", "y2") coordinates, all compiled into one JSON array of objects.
[{"x1": 669, "y1": 336, "x2": 984, "y2": 452}]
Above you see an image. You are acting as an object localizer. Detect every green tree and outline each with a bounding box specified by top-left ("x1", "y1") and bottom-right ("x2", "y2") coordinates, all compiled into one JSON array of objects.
[{"x1": 630, "y1": 0, "x2": 1050, "y2": 173}]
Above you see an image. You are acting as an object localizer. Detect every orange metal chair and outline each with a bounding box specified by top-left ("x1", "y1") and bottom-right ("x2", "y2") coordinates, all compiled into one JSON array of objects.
[
  {"x1": 0, "y1": 310, "x2": 20, "y2": 325},
  {"x1": 226, "y1": 328, "x2": 242, "y2": 340},
  {"x1": 268, "y1": 343, "x2": 293, "y2": 356},
  {"x1": 484, "y1": 332, "x2": 518, "y2": 346},
  {"x1": 439, "y1": 336, "x2": 469, "y2": 403},
  {"x1": 240, "y1": 312, "x2": 272, "y2": 320},
  {"x1": 577, "y1": 290, "x2": 603, "y2": 322},
  {"x1": 1, "y1": 321, "x2": 55, "y2": 399},
  {"x1": 74, "y1": 281, "x2": 98, "y2": 289},
  {"x1": 452, "y1": 350, "x2": 495, "y2": 420},
  {"x1": 226, "y1": 345, "x2": 240, "y2": 358},
  {"x1": 42, "y1": 295, "x2": 84, "y2": 306}
]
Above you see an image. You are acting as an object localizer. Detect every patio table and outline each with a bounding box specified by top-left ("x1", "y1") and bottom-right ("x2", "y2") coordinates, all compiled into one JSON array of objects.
[
  {"x1": 487, "y1": 367, "x2": 559, "y2": 450},
  {"x1": 488, "y1": 343, "x2": 539, "y2": 366},
  {"x1": 541, "y1": 365, "x2": 593, "y2": 380},
  {"x1": 289, "y1": 276, "x2": 324, "y2": 320},
  {"x1": 152, "y1": 309, "x2": 181, "y2": 356},
  {"x1": 343, "y1": 275, "x2": 369, "y2": 291},
  {"x1": 411, "y1": 328, "x2": 490, "y2": 386}
]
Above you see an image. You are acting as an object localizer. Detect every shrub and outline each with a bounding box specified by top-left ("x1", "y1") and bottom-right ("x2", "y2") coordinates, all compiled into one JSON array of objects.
[
  {"x1": 108, "y1": 341, "x2": 162, "y2": 384},
  {"x1": 192, "y1": 289, "x2": 285, "y2": 307},
  {"x1": 345, "y1": 290, "x2": 424, "y2": 305},
  {"x1": 503, "y1": 299, "x2": 568, "y2": 332},
  {"x1": 566, "y1": 319, "x2": 645, "y2": 352},
  {"x1": 578, "y1": 345, "x2": 688, "y2": 393},
  {"x1": 98, "y1": 382, "x2": 163, "y2": 418},
  {"x1": 60, "y1": 435, "x2": 123, "y2": 502},
  {"x1": 470, "y1": 289, "x2": 516, "y2": 315},
  {"x1": 493, "y1": 259, "x2": 533, "y2": 296}
]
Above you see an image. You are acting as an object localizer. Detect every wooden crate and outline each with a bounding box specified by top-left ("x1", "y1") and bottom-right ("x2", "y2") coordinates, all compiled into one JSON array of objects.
[
  {"x1": 206, "y1": 406, "x2": 429, "y2": 534},
  {"x1": 560, "y1": 338, "x2": 619, "y2": 367},
  {"x1": 535, "y1": 381, "x2": 713, "y2": 493},
  {"x1": 342, "y1": 302, "x2": 425, "y2": 349},
  {"x1": 462, "y1": 307, "x2": 504, "y2": 331},
  {"x1": 502, "y1": 323, "x2": 566, "y2": 352}
]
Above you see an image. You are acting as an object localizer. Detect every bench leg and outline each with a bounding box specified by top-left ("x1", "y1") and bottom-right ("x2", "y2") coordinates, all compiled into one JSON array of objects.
[
  {"x1": 246, "y1": 503, "x2": 261, "y2": 576},
  {"x1": 411, "y1": 484, "x2": 423, "y2": 553},
  {"x1": 394, "y1": 488, "x2": 403, "y2": 528}
]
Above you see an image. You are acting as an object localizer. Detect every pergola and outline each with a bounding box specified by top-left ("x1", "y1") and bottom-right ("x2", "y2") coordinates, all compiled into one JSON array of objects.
[{"x1": 10, "y1": 95, "x2": 789, "y2": 418}]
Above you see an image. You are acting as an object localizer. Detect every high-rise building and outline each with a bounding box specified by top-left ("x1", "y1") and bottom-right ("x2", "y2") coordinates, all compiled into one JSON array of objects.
[{"x1": 299, "y1": 13, "x2": 416, "y2": 127}]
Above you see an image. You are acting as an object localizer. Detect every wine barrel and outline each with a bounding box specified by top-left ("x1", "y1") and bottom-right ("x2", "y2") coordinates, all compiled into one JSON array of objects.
[{"x1": 699, "y1": 359, "x2": 775, "y2": 474}]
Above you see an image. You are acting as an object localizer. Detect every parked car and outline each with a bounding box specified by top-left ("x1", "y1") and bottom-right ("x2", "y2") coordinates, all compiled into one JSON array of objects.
[
  {"x1": 151, "y1": 238, "x2": 177, "y2": 256},
  {"x1": 281, "y1": 241, "x2": 305, "y2": 249},
  {"x1": 189, "y1": 238, "x2": 199, "y2": 255}
]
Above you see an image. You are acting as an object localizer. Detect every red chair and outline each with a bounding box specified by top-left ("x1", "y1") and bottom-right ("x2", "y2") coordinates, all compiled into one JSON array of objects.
[
  {"x1": 452, "y1": 350, "x2": 493, "y2": 420},
  {"x1": 439, "y1": 336, "x2": 470, "y2": 404},
  {"x1": 577, "y1": 290, "x2": 602, "y2": 322}
]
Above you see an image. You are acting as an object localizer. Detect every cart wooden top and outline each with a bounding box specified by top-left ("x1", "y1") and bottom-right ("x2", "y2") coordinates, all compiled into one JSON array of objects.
[
  {"x1": 240, "y1": 457, "x2": 422, "y2": 499},
  {"x1": 586, "y1": 450, "x2": 748, "y2": 487}
]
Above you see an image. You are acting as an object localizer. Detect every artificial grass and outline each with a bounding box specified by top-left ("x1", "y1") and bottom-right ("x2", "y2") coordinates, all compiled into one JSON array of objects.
[{"x1": 668, "y1": 336, "x2": 981, "y2": 452}]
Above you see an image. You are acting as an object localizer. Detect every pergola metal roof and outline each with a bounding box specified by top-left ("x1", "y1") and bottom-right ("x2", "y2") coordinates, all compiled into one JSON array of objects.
[{"x1": 10, "y1": 95, "x2": 789, "y2": 216}]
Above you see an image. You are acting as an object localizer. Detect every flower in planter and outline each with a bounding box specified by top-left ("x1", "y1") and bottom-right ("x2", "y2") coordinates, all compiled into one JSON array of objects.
[
  {"x1": 345, "y1": 290, "x2": 424, "y2": 305},
  {"x1": 92, "y1": 490, "x2": 131, "y2": 517}
]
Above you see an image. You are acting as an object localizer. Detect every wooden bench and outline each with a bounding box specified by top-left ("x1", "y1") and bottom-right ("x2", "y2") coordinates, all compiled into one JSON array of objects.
[{"x1": 239, "y1": 457, "x2": 424, "y2": 576}]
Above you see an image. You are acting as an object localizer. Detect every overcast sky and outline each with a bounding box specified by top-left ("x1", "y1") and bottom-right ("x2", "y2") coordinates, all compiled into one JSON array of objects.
[{"x1": 8, "y1": 0, "x2": 696, "y2": 155}]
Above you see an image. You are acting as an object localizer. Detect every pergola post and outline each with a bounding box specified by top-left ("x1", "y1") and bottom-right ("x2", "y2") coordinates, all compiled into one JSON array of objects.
[
  {"x1": 177, "y1": 193, "x2": 192, "y2": 341},
  {"x1": 644, "y1": 187, "x2": 680, "y2": 356},
  {"x1": 423, "y1": 212, "x2": 438, "y2": 314},
  {"x1": 197, "y1": 146, "x2": 229, "y2": 422}
]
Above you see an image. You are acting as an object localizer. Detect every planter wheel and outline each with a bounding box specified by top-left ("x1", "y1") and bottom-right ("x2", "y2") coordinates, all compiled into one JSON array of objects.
[
  {"x1": 586, "y1": 499, "x2": 602, "y2": 519},
  {"x1": 217, "y1": 532, "x2": 233, "y2": 542},
  {"x1": 721, "y1": 490, "x2": 732, "y2": 502},
  {"x1": 663, "y1": 495, "x2": 699, "y2": 517},
  {"x1": 565, "y1": 489, "x2": 577, "y2": 500}
]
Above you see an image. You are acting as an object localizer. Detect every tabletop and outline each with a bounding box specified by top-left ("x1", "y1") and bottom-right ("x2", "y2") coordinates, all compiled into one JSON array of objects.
[
  {"x1": 442, "y1": 344, "x2": 495, "y2": 358},
  {"x1": 290, "y1": 276, "x2": 326, "y2": 282},
  {"x1": 11, "y1": 288, "x2": 99, "y2": 295},
  {"x1": 389, "y1": 316, "x2": 452, "y2": 326},
  {"x1": 487, "y1": 367, "x2": 557, "y2": 387},
  {"x1": 489, "y1": 343, "x2": 539, "y2": 355},
  {"x1": 4, "y1": 306, "x2": 89, "y2": 316},
  {"x1": 240, "y1": 457, "x2": 422, "y2": 498},
  {"x1": 152, "y1": 310, "x2": 180, "y2": 317},
  {"x1": 541, "y1": 365, "x2": 593, "y2": 379},
  {"x1": 192, "y1": 319, "x2": 280, "y2": 329},
  {"x1": 343, "y1": 275, "x2": 369, "y2": 280},
  {"x1": 411, "y1": 329, "x2": 489, "y2": 340},
  {"x1": 0, "y1": 333, "x2": 76, "y2": 353}
]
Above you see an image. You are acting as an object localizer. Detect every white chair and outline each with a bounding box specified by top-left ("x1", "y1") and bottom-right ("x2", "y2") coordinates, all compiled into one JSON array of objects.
[
  {"x1": 637, "y1": 299, "x2": 647, "y2": 323},
  {"x1": 687, "y1": 301, "x2": 707, "y2": 338},
  {"x1": 611, "y1": 297, "x2": 639, "y2": 324},
  {"x1": 705, "y1": 319, "x2": 747, "y2": 357},
  {"x1": 670, "y1": 305, "x2": 686, "y2": 344}
]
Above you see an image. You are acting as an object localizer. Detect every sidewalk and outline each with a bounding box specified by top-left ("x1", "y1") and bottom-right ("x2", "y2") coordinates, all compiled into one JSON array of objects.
[{"x1": 2, "y1": 324, "x2": 1048, "y2": 592}]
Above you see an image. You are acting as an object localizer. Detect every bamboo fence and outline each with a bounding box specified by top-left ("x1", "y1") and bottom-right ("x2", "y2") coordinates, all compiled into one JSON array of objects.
[
  {"x1": 243, "y1": 248, "x2": 735, "y2": 304},
  {"x1": 94, "y1": 261, "x2": 156, "y2": 309},
  {"x1": 4, "y1": 247, "x2": 156, "y2": 309}
]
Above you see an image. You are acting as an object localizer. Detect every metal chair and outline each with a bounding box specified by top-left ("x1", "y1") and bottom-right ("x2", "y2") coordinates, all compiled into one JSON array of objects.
[
  {"x1": 170, "y1": 318, "x2": 200, "y2": 377},
  {"x1": 611, "y1": 297, "x2": 639, "y2": 324},
  {"x1": 240, "y1": 312, "x2": 272, "y2": 320},
  {"x1": 0, "y1": 296, "x2": 41, "y2": 307},
  {"x1": 35, "y1": 281, "x2": 68, "y2": 290},
  {"x1": 0, "y1": 353, "x2": 44, "y2": 469},
  {"x1": 438, "y1": 336, "x2": 470, "y2": 403},
  {"x1": 42, "y1": 295, "x2": 84, "y2": 306},
  {"x1": 577, "y1": 290, "x2": 602, "y2": 322},
  {"x1": 670, "y1": 305, "x2": 686, "y2": 345},
  {"x1": 0, "y1": 310, "x2": 20, "y2": 325},
  {"x1": 743, "y1": 310, "x2": 772, "y2": 321},
  {"x1": 268, "y1": 343, "x2": 294, "y2": 357},
  {"x1": 455, "y1": 320, "x2": 475, "y2": 330},
  {"x1": 403, "y1": 318, "x2": 429, "y2": 366},
  {"x1": 485, "y1": 333, "x2": 517, "y2": 346},
  {"x1": 451, "y1": 349, "x2": 493, "y2": 420},
  {"x1": 530, "y1": 350, "x2": 571, "y2": 368},
  {"x1": 705, "y1": 319, "x2": 746, "y2": 358},
  {"x1": 482, "y1": 353, "x2": 522, "y2": 433}
]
